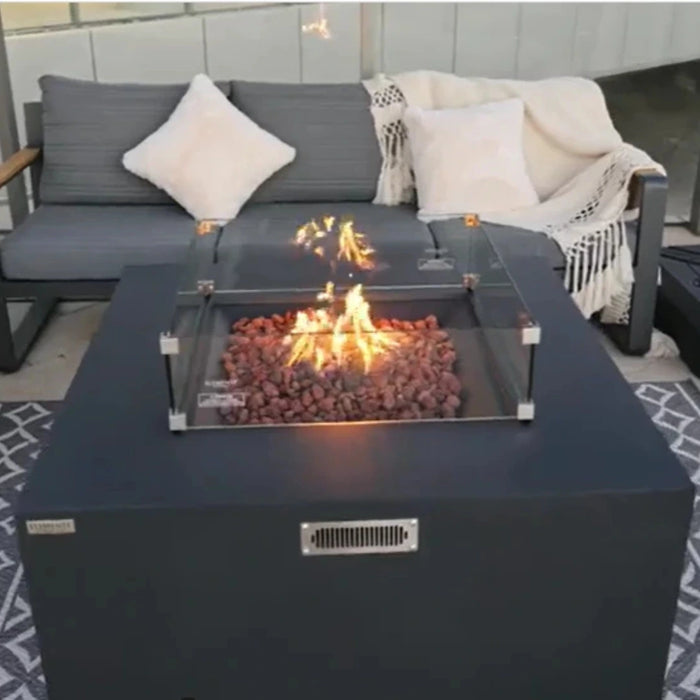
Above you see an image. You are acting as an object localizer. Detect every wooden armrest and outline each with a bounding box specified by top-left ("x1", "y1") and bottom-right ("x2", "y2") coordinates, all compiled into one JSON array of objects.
[
  {"x1": 0, "y1": 147, "x2": 40, "y2": 188},
  {"x1": 626, "y1": 167, "x2": 666, "y2": 210}
]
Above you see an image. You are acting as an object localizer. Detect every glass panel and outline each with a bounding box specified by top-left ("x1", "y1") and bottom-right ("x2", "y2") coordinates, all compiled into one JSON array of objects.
[
  {"x1": 460, "y1": 221, "x2": 537, "y2": 406},
  {"x1": 166, "y1": 220, "x2": 220, "y2": 416},
  {"x1": 0, "y1": 2, "x2": 71, "y2": 30},
  {"x1": 78, "y1": 2, "x2": 184, "y2": 22},
  {"x1": 175, "y1": 220, "x2": 221, "y2": 297},
  {"x1": 166, "y1": 295, "x2": 207, "y2": 416}
]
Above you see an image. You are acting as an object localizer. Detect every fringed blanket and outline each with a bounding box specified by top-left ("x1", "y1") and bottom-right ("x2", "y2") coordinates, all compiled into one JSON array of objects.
[{"x1": 362, "y1": 71, "x2": 665, "y2": 323}]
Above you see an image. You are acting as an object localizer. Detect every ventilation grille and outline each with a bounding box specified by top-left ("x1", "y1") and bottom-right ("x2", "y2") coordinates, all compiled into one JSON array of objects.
[{"x1": 300, "y1": 519, "x2": 418, "y2": 556}]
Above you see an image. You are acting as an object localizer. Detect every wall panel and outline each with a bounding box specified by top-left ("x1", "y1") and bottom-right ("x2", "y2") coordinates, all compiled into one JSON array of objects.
[
  {"x1": 205, "y1": 5, "x2": 301, "y2": 83},
  {"x1": 573, "y1": 4, "x2": 627, "y2": 77},
  {"x1": 623, "y1": 3, "x2": 675, "y2": 71},
  {"x1": 301, "y1": 3, "x2": 361, "y2": 83},
  {"x1": 382, "y1": 3, "x2": 456, "y2": 74},
  {"x1": 668, "y1": 4, "x2": 700, "y2": 63},
  {"x1": 91, "y1": 16, "x2": 205, "y2": 83},
  {"x1": 455, "y1": 3, "x2": 519, "y2": 79},
  {"x1": 517, "y1": 3, "x2": 577, "y2": 79}
]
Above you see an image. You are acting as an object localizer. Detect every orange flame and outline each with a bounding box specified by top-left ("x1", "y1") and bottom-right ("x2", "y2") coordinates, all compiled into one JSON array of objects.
[
  {"x1": 285, "y1": 284, "x2": 396, "y2": 373},
  {"x1": 294, "y1": 216, "x2": 375, "y2": 271}
]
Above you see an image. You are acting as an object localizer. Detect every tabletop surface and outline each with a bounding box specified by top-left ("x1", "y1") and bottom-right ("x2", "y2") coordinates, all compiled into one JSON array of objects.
[{"x1": 18, "y1": 258, "x2": 691, "y2": 516}]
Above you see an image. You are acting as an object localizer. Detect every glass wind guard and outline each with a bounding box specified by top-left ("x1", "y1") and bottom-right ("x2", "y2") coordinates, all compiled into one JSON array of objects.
[
  {"x1": 174, "y1": 220, "x2": 222, "y2": 297},
  {"x1": 455, "y1": 219, "x2": 537, "y2": 414},
  {"x1": 164, "y1": 220, "x2": 222, "y2": 422},
  {"x1": 165, "y1": 215, "x2": 538, "y2": 430}
]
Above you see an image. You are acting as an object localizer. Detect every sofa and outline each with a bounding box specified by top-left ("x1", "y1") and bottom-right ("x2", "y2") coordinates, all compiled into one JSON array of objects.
[{"x1": 0, "y1": 75, "x2": 667, "y2": 372}]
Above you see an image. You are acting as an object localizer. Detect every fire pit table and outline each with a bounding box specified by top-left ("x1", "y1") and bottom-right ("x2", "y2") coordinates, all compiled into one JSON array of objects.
[{"x1": 16, "y1": 221, "x2": 692, "y2": 700}]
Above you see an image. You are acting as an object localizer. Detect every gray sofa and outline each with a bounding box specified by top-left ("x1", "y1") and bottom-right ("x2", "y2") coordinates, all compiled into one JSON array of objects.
[{"x1": 0, "y1": 75, "x2": 667, "y2": 371}]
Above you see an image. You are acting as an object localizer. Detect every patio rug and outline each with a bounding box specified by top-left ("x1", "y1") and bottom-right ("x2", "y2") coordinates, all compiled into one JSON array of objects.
[{"x1": 0, "y1": 384, "x2": 698, "y2": 700}]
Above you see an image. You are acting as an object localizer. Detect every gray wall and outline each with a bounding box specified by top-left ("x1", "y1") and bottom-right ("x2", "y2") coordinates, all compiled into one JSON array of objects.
[{"x1": 2, "y1": 1, "x2": 700, "y2": 227}]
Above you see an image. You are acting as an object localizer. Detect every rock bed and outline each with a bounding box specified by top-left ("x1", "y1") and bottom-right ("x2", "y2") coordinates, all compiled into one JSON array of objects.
[{"x1": 219, "y1": 312, "x2": 463, "y2": 425}]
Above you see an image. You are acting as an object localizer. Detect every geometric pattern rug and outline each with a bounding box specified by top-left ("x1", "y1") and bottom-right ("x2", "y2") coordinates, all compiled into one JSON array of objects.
[{"x1": 0, "y1": 384, "x2": 697, "y2": 700}]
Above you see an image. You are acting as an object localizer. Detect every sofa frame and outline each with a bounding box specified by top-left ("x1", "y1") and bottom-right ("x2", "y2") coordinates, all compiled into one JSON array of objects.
[{"x1": 0, "y1": 101, "x2": 668, "y2": 372}]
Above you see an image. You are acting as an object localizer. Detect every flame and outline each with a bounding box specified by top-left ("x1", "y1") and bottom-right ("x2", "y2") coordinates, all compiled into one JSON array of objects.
[
  {"x1": 294, "y1": 216, "x2": 376, "y2": 271},
  {"x1": 337, "y1": 219, "x2": 375, "y2": 270},
  {"x1": 285, "y1": 284, "x2": 396, "y2": 373},
  {"x1": 302, "y1": 4, "x2": 332, "y2": 39}
]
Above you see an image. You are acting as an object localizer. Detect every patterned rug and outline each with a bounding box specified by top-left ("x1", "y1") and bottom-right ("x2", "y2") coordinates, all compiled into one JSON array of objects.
[{"x1": 0, "y1": 384, "x2": 698, "y2": 700}]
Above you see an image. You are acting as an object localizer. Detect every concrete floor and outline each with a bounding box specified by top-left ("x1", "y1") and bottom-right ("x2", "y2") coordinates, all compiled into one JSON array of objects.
[{"x1": 0, "y1": 225, "x2": 696, "y2": 402}]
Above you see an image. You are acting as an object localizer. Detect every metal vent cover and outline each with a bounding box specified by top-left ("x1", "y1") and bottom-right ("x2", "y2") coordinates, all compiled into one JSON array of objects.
[{"x1": 300, "y1": 519, "x2": 418, "y2": 556}]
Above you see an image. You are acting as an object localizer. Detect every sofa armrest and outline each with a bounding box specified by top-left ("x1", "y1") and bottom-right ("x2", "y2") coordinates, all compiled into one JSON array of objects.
[
  {"x1": 627, "y1": 167, "x2": 666, "y2": 211},
  {"x1": 611, "y1": 168, "x2": 667, "y2": 355},
  {"x1": 0, "y1": 147, "x2": 40, "y2": 189}
]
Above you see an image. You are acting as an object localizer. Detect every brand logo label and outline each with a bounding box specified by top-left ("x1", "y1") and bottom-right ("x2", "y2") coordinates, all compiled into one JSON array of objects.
[
  {"x1": 26, "y1": 519, "x2": 76, "y2": 535},
  {"x1": 197, "y1": 392, "x2": 247, "y2": 408}
]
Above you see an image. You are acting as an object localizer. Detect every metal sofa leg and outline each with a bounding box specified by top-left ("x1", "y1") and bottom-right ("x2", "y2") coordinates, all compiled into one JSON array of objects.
[
  {"x1": 0, "y1": 290, "x2": 58, "y2": 373},
  {"x1": 606, "y1": 171, "x2": 668, "y2": 356}
]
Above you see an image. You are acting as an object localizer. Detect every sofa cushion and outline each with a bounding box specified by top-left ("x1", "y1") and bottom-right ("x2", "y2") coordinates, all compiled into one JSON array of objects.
[
  {"x1": 1, "y1": 205, "x2": 198, "y2": 280},
  {"x1": 39, "y1": 75, "x2": 232, "y2": 205},
  {"x1": 220, "y1": 202, "x2": 436, "y2": 289},
  {"x1": 231, "y1": 82, "x2": 381, "y2": 203}
]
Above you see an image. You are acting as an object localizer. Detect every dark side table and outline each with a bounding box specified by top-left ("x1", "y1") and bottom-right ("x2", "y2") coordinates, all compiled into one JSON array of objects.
[
  {"x1": 656, "y1": 246, "x2": 700, "y2": 377},
  {"x1": 17, "y1": 261, "x2": 692, "y2": 700}
]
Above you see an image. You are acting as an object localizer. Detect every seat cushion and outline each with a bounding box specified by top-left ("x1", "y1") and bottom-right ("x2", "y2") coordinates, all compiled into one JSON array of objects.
[
  {"x1": 231, "y1": 82, "x2": 381, "y2": 203},
  {"x1": 220, "y1": 202, "x2": 436, "y2": 289},
  {"x1": 39, "y1": 75, "x2": 232, "y2": 205},
  {"x1": 1, "y1": 205, "x2": 196, "y2": 280}
]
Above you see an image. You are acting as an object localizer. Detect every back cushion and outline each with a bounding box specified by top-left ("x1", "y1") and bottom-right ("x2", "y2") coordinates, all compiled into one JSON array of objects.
[
  {"x1": 231, "y1": 81, "x2": 381, "y2": 203},
  {"x1": 39, "y1": 75, "x2": 231, "y2": 205}
]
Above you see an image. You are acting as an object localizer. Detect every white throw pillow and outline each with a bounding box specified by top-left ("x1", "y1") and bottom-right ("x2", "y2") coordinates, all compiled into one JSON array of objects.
[
  {"x1": 123, "y1": 74, "x2": 295, "y2": 222},
  {"x1": 404, "y1": 99, "x2": 539, "y2": 220}
]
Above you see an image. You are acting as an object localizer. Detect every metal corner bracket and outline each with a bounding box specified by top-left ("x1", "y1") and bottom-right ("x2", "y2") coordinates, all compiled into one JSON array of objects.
[
  {"x1": 159, "y1": 332, "x2": 180, "y2": 355},
  {"x1": 197, "y1": 280, "x2": 215, "y2": 296},
  {"x1": 462, "y1": 273, "x2": 480, "y2": 290},
  {"x1": 168, "y1": 410, "x2": 187, "y2": 432},
  {"x1": 521, "y1": 324, "x2": 542, "y2": 346},
  {"x1": 517, "y1": 401, "x2": 535, "y2": 421}
]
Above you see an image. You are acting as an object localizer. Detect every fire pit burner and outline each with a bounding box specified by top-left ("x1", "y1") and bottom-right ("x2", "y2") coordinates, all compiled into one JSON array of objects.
[{"x1": 220, "y1": 310, "x2": 462, "y2": 426}]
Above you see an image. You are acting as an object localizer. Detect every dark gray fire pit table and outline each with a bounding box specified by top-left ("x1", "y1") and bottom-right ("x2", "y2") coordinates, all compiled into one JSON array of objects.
[{"x1": 17, "y1": 258, "x2": 692, "y2": 700}]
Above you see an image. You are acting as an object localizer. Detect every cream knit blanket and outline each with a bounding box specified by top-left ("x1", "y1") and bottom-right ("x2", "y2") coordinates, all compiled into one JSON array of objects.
[{"x1": 362, "y1": 71, "x2": 665, "y2": 323}]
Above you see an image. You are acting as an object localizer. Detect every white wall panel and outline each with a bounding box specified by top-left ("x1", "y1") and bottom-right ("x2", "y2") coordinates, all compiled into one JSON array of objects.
[
  {"x1": 573, "y1": 4, "x2": 627, "y2": 77},
  {"x1": 6, "y1": 29, "x2": 94, "y2": 143},
  {"x1": 454, "y1": 3, "x2": 519, "y2": 79},
  {"x1": 382, "y1": 3, "x2": 456, "y2": 74},
  {"x1": 517, "y1": 4, "x2": 577, "y2": 79},
  {"x1": 205, "y1": 5, "x2": 301, "y2": 83},
  {"x1": 623, "y1": 3, "x2": 675, "y2": 71},
  {"x1": 91, "y1": 16, "x2": 205, "y2": 83},
  {"x1": 301, "y1": 3, "x2": 361, "y2": 83},
  {"x1": 668, "y1": 4, "x2": 700, "y2": 63}
]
